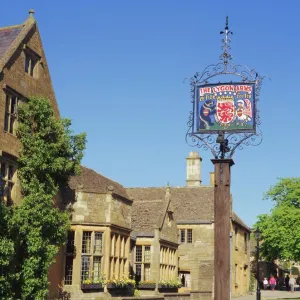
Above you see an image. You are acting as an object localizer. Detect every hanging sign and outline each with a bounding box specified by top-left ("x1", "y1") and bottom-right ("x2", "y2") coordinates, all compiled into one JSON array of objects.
[{"x1": 195, "y1": 82, "x2": 256, "y2": 133}]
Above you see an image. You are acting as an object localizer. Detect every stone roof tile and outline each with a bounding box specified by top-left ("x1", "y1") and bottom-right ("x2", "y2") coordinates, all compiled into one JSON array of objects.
[
  {"x1": 127, "y1": 186, "x2": 215, "y2": 231},
  {"x1": 69, "y1": 166, "x2": 129, "y2": 199},
  {"x1": 0, "y1": 25, "x2": 23, "y2": 60},
  {"x1": 232, "y1": 211, "x2": 251, "y2": 232},
  {"x1": 127, "y1": 188, "x2": 165, "y2": 231}
]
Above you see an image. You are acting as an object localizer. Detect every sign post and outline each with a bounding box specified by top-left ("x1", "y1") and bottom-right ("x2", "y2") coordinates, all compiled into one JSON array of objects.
[{"x1": 186, "y1": 17, "x2": 265, "y2": 300}]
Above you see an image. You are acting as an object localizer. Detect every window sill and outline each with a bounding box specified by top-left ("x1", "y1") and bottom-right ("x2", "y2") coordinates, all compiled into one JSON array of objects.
[
  {"x1": 4, "y1": 131, "x2": 17, "y2": 138},
  {"x1": 24, "y1": 71, "x2": 38, "y2": 80}
]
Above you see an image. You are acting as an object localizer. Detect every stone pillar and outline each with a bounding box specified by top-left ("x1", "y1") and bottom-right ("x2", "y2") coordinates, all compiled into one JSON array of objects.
[
  {"x1": 153, "y1": 228, "x2": 161, "y2": 291},
  {"x1": 104, "y1": 228, "x2": 111, "y2": 281},
  {"x1": 72, "y1": 227, "x2": 82, "y2": 287},
  {"x1": 211, "y1": 159, "x2": 234, "y2": 300},
  {"x1": 125, "y1": 236, "x2": 130, "y2": 277}
]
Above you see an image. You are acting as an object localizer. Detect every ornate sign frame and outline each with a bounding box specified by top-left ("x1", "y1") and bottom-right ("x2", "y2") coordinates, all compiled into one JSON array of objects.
[{"x1": 186, "y1": 17, "x2": 265, "y2": 159}]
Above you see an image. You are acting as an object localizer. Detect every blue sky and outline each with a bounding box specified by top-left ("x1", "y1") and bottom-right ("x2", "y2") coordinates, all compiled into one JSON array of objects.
[{"x1": 1, "y1": 1, "x2": 299, "y2": 227}]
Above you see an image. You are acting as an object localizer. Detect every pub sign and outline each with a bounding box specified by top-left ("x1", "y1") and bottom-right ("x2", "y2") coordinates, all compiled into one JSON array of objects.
[{"x1": 194, "y1": 82, "x2": 256, "y2": 133}]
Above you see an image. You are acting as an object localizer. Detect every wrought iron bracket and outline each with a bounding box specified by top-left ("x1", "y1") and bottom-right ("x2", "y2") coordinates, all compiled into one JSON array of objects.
[{"x1": 186, "y1": 17, "x2": 266, "y2": 159}]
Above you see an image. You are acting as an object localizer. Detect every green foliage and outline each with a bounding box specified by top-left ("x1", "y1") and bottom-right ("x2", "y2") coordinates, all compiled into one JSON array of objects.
[
  {"x1": 255, "y1": 178, "x2": 300, "y2": 262},
  {"x1": 249, "y1": 272, "x2": 255, "y2": 293},
  {"x1": 0, "y1": 97, "x2": 86, "y2": 300},
  {"x1": 0, "y1": 203, "x2": 14, "y2": 299},
  {"x1": 263, "y1": 177, "x2": 300, "y2": 208}
]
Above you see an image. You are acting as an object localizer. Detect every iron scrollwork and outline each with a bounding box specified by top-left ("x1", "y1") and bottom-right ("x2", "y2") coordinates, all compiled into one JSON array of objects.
[{"x1": 186, "y1": 17, "x2": 265, "y2": 159}]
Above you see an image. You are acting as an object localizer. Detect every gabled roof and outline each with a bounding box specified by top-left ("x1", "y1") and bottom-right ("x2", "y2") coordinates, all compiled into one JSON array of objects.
[
  {"x1": 232, "y1": 211, "x2": 251, "y2": 232},
  {"x1": 171, "y1": 186, "x2": 214, "y2": 222},
  {"x1": 126, "y1": 186, "x2": 214, "y2": 232},
  {"x1": 0, "y1": 12, "x2": 35, "y2": 73},
  {"x1": 127, "y1": 186, "x2": 250, "y2": 230},
  {"x1": 69, "y1": 166, "x2": 129, "y2": 200},
  {"x1": 127, "y1": 187, "x2": 166, "y2": 232}
]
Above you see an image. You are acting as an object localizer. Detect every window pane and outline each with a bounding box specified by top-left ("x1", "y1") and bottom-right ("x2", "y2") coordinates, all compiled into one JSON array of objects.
[
  {"x1": 120, "y1": 237, "x2": 124, "y2": 257},
  {"x1": 25, "y1": 55, "x2": 30, "y2": 73},
  {"x1": 66, "y1": 231, "x2": 75, "y2": 254},
  {"x1": 1, "y1": 163, "x2": 6, "y2": 178},
  {"x1": 81, "y1": 256, "x2": 90, "y2": 281},
  {"x1": 4, "y1": 113, "x2": 9, "y2": 132},
  {"x1": 9, "y1": 116, "x2": 14, "y2": 134},
  {"x1": 144, "y1": 246, "x2": 150, "y2": 262},
  {"x1": 5, "y1": 95, "x2": 10, "y2": 112},
  {"x1": 93, "y1": 257, "x2": 101, "y2": 280},
  {"x1": 8, "y1": 166, "x2": 14, "y2": 181},
  {"x1": 136, "y1": 246, "x2": 142, "y2": 262},
  {"x1": 82, "y1": 232, "x2": 91, "y2": 253},
  {"x1": 11, "y1": 97, "x2": 17, "y2": 114},
  {"x1": 144, "y1": 264, "x2": 151, "y2": 281},
  {"x1": 64, "y1": 256, "x2": 73, "y2": 285},
  {"x1": 94, "y1": 232, "x2": 103, "y2": 253},
  {"x1": 180, "y1": 229, "x2": 185, "y2": 243},
  {"x1": 135, "y1": 263, "x2": 141, "y2": 282},
  {"x1": 187, "y1": 229, "x2": 192, "y2": 243}
]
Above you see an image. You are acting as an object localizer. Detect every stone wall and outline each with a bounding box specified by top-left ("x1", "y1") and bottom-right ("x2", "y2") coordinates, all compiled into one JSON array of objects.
[
  {"x1": 231, "y1": 222, "x2": 250, "y2": 297},
  {"x1": 177, "y1": 224, "x2": 214, "y2": 291},
  {"x1": 71, "y1": 192, "x2": 132, "y2": 228},
  {"x1": 0, "y1": 23, "x2": 59, "y2": 159},
  {"x1": 160, "y1": 210, "x2": 178, "y2": 244}
]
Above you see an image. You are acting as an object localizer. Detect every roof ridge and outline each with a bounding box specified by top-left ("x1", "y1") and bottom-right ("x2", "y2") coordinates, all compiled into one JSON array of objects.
[
  {"x1": 0, "y1": 24, "x2": 24, "y2": 30},
  {"x1": 81, "y1": 165, "x2": 125, "y2": 189}
]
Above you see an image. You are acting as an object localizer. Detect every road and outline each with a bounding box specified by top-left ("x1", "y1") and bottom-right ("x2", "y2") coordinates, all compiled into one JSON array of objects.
[{"x1": 234, "y1": 290, "x2": 300, "y2": 300}]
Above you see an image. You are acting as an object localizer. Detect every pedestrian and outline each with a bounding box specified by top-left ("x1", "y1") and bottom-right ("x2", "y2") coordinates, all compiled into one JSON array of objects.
[
  {"x1": 285, "y1": 275, "x2": 290, "y2": 291},
  {"x1": 289, "y1": 277, "x2": 296, "y2": 293},
  {"x1": 263, "y1": 278, "x2": 268, "y2": 290},
  {"x1": 269, "y1": 276, "x2": 276, "y2": 291}
]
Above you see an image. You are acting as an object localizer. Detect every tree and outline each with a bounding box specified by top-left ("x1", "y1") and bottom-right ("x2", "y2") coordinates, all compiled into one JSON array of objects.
[
  {"x1": 0, "y1": 97, "x2": 86, "y2": 300},
  {"x1": 255, "y1": 178, "x2": 300, "y2": 262}
]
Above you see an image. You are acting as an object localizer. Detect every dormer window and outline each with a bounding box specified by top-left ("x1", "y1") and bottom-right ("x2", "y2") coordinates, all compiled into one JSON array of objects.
[{"x1": 24, "y1": 47, "x2": 39, "y2": 77}]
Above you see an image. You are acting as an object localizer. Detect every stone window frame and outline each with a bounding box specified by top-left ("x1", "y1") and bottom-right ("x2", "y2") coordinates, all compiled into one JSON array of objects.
[
  {"x1": 3, "y1": 88, "x2": 25, "y2": 136},
  {"x1": 109, "y1": 233, "x2": 129, "y2": 280},
  {"x1": 24, "y1": 46, "x2": 40, "y2": 78},
  {"x1": 134, "y1": 245, "x2": 152, "y2": 281},
  {"x1": 159, "y1": 246, "x2": 176, "y2": 281},
  {"x1": 178, "y1": 228, "x2": 193, "y2": 244},
  {"x1": 179, "y1": 271, "x2": 191, "y2": 288},
  {"x1": 64, "y1": 231, "x2": 75, "y2": 285},
  {"x1": 234, "y1": 227, "x2": 238, "y2": 250},
  {"x1": 0, "y1": 154, "x2": 17, "y2": 205},
  {"x1": 244, "y1": 232, "x2": 248, "y2": 254},
  {"x1": 80, "y1": 231, "x2": 104, "y2": 282}
]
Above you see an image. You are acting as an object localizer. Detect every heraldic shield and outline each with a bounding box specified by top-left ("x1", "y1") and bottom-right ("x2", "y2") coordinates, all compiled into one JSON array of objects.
[{"x1": 216, "y1": 95, "x2": 235, "y2": 125}]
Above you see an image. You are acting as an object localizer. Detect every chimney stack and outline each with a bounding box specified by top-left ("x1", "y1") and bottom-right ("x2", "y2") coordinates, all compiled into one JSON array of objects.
[
  {"x1": 186, "y1": 152, "x2": 202, "y2": 187},
  {"x1": 209, "y1": 172, "x2": 215, "y2": 186}
]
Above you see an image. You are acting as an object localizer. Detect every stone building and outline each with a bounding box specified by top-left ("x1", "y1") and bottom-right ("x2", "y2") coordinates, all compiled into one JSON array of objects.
[
  {"x1": 0, "y1": 12, "x2": 251, "y2": 300},
  {"x1": 0, "y1": 10, "x2": 59, "y2": 205},
  {"x1": 127, "y1": 185, "x2": 178, "y2": 293},
  {"x1": 125, "y1": 152, "x2": 251, "y2": 298},
  {"x1": 54, "y1": 166, "x2": 133, "y2": 298}
]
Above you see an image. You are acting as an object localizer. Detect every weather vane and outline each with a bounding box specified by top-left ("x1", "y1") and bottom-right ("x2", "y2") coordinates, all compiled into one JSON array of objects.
[{"x1": 186, "y1": 16, "x2": 265, "y2": 159}]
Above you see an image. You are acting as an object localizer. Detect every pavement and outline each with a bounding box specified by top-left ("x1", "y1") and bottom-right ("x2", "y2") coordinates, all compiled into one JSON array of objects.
[{"x1": 234, "y1": 290, "x2": 300, "y2": 300}]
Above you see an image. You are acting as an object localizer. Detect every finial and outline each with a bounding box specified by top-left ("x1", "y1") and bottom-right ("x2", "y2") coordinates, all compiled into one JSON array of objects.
[
  {"x1": 29, "y1": 9, "x2": 35, "y2": 18},
  {"x1": 219, "y1": 16, "x2": 233, "y2": 67}
]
